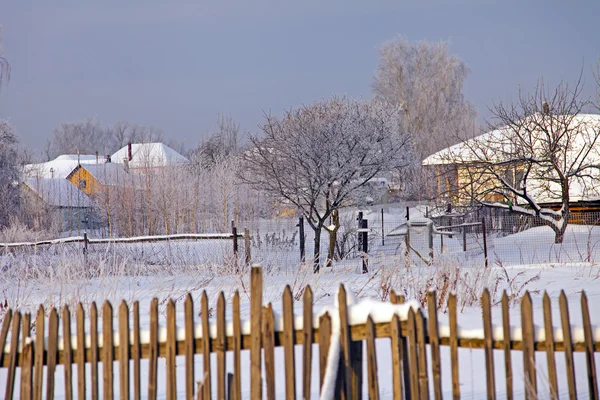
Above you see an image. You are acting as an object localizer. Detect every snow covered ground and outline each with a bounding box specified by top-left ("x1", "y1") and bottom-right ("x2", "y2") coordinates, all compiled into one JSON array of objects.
[{"x1": 1, "y1": 223, "x2": 600, "y2": 398}]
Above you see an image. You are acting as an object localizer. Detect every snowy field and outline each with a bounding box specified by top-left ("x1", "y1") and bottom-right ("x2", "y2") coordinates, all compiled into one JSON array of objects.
[{"x1": 1, "y1": 223, "x2": 600, "y2": 398}]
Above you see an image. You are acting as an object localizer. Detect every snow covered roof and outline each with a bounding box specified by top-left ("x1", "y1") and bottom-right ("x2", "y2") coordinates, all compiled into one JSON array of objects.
[
  {"x1": 111, "y1": 143, "x2": 188, "y2": 168},
  {"x1": 23, "y1": 154, "x2": 105, "y2": 179},
  {"x1": 73, "y1": 163, "x2": 130, "y2": 186},
  {"x1": 422, "y1": 114, "x2": 600, "y2": 166},
  {"x1": 23, "y1": 178, "x2": 95, "y2": 208}
]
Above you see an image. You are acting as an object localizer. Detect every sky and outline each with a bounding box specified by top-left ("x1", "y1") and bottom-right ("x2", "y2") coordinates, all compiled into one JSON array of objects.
[{"x1": 0, "y1": 0, "x2": 599, "y2": 157}]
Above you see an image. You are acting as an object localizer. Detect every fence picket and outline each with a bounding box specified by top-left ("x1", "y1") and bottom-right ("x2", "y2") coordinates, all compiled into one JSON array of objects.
[
  {"x1": 391, "y1": 291, "x2": 411, "y2": 399},
  {"x1": 20, "y1": 313, "x2": 32, "y2": 400},
  {"x1": 390, "y1": 314, "x2": 404, "y2": 400},
  {"x1": 542, "y1": 292, "x2": 558, "y2": 399},
  {"x1": 416, "y1": 310, "x2": 429, "y2": 400},
  {"x1": 559, "y1": 290, "x2": 577, "y2": 400},
  {"x1": 90, "y1": 302, "x2": 99, "y2": 400},
  {"x1": 0, "y1": 309, "x2": 12, "y2": 371},
  {"x1": 407, "y1": 308, "x2": 420, "y2": 400},
  {"x1": 521, "y1": 292, "x2": 536, "y2": 399},
  {"x1": 76, "y1": 303, "x2": 86, "y2": 400},
  {"x1": 318, "y1": 312, "x2": 331, "y2": 392},
  {"x1": 5, "y1": 311, "x2": 21, "y2": 400},
  {"x1": 166, "y1": 299, "x2": 177, "y2": 400},
  {"x1": 232, "y1": 291, "x2": 242, "y2": 400},
  {"x1": 62, "y1": 306, "x2": 74, "y2": 400},
  {"x1": 132, "y1": 301, "x2": 141, "y2": 400},
  {"x1": 581, "y1": 291, "x2": 599, "y2": 400},
  {"x1": 366, "y1": 315, "x2": 380, "y2": 400},
  {"x1": 148, "y1": 298, "x2": 159, "y2": 400},
  {"x1": 283, "y1": 285, "x2": 297, "y2": 400},
  {"x1": 303, "y1": 285, "x2": 313, "y2": 400},
  {"x1": 338, "y1": 285, "x2": 352, "y2": 399},
  {"x1": 201, "y1": 291, "x2": 212, "y2": 400},
  {"x1": 46, "y1": 308, "x2": 59, "y2": 400},
  {"x1": 481, "y1": 289, "x2": 496, "y2": 400},
  {"x1": 103, "y1": 301, "x2": 114, "y2": 400},
  {"x1": 427, "y1": 291, "x2": 442, "y2": 400},
  {"x1": 250, "y1": 267, "x2": 263, "y2": 400},
  {"x1": 448, "y1": 294, "x2": 460, "y2": 400},
  {"x1": 119, "y1": 301, "x2": 130, "y2": 400},
  {"x1": 217, "y1": 292, "x2": 227, "y2": 400},
  {"x1": 184, "y1": 294, "x2": 195, "y2": 400},
  {"x1": 263, "y1": 304, "x2": 276, "y2": 400},
  {"x1": 33, "y1": 306, "x2": 44, "y2": 400}
]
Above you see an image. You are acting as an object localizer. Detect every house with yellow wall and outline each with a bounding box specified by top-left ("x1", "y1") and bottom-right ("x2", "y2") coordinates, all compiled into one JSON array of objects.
[{"x1": 66, "y1": 163, "x2": 130, "y2": 197}]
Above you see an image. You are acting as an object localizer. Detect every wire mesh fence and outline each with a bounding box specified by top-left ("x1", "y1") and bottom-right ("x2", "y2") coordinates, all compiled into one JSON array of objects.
[{"x1": 2, "y1": 209, "x2": 600, "y2": 273}]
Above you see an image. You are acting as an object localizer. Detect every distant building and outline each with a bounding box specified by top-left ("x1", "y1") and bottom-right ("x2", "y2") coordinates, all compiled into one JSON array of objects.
[
  {"x1": 110, "y1": 142, "x2": 188, "y2": 170},
  {"x1": 23, "y1": 154, "x2": 105, "y2": 179}
]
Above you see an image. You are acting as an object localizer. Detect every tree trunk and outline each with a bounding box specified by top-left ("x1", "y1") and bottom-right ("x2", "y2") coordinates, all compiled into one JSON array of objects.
[
  {"x1": 551, "y1": 215, "x2": 568, "y2": 244},
  {"x1": 325, "y1": 210, "x2": 340, "y2": 268},
  {"x1": 313, "y1": 226, "x2": 321, "y2": 273}
]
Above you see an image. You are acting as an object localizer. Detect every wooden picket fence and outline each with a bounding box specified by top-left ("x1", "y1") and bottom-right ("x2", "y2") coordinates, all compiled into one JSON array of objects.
[{"x1": 1, "y1": 266, "x2": 599, "y2": 399}]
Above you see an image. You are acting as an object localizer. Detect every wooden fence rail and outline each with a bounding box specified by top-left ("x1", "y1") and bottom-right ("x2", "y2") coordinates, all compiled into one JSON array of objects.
[{"x1": 1, "y1": 266, "x2": 599, "y2": 399}]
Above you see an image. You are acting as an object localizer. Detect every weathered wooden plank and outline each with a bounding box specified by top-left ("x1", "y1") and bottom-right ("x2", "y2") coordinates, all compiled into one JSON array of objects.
[
  {"x1": 303, "y1": 286, "x2": 313, "y2": 400},
  {"x1": 5, "y1": 311, "x2": 21, "y2": 400},
  {"x1": 500, "y1": 292, "x2": 513, "y2": 400},
  {"x1": 62, "y1": 306, "x2": 74, "y2": 400},
  {"x1": 250, "y1": 267, "x2": 263, "y2": 400},
  {"x1": 232, "y1": 291, "x2": 242, "y2": 400},
  {"x1": 560, "y1": 290, "x2": 577, "y2": 400},
  {"x1": 20, "y1": 313, "x2": 32, "y2": 400},
  {"x1": 47, "y1": 308, "x2": 59, "y2": 400},
  {"x1": 581, "y1": 291, "x2": 599, "y2": 400},
  {"x1": 217, "y1": 292, "x2": 227, "y2": 400},
  {"x1": 283, "y1": 285, "x2": 297, "y2": 400},
  {"x1": 416, "y1": 310, "x2": 429, "y2": 400},
  {"x1": 0, "y1": 309, "x2": 13, "y2": 374},
  {"x1": 391, "y1": 290, "x2": 411, "y2": 399},
  {"x1": 103, "y1": 301, "x2": 114, "y2": 400},
  {"x1": 90, "y1": 302, "x2": 99, "y2": 400},
  {"x1": 481, "y1": 289, "x2": 496, "y2": 400},
  {"x1": 521, "y1": 292, "x2": 536, "y2": 399},
  {"x1": 76, "y1": 303, "x2": 87, "y2": 400},
  {"x1": 366, "y1": 315, "x2": 380, "y2": 400},
  {"x1": 407, "y1": 308, "x2": 420, "y2": 400},
  {"x1": 427, "y1": 291, "x2": 442, "y2": 400},
  {"x1": 184, "y1": 294, "x2": 195, "y2": 400},
  {"x1": 166, "y1": 299, "x2": 177, "y2": 400},
  {"x1": 338, "y1": 285, "x2": 352, "y2": 400},
  {"x1": 448, "y1": 293, "x2": 460, "y2": 400},
  {"x1": 132, "y1": 301, "x2": 141, "y2": 400},
  {"x1": 263, "y1": 304, "x2": 276, "y2": 400},
  {"x1": 33, "y1": 306, "x2": 44, "y2": 400},
  {"x1": 201, "y1": 291, "x2": 212, "y2": 400},
  {"x1": 119, "y1": 301, "x2": 130, "y2": 400},
  {"x1": 543, "y1": 292, "x2": 558, "y2": 399},
  {"x1": 148, "y1": 298, "x2": 158, "y2": 400},
  {"x1": 390, "y1": 314, "x2": 404, "y2": 400},
  {"x1": 318, "y1": 312, "x2": 331, "y2": 392}
]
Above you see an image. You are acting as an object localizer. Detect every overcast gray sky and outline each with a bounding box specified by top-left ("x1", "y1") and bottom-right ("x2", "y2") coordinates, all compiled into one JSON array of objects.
[{"x1": 1, "y1": 0, "x2": 599, "y2": 156}]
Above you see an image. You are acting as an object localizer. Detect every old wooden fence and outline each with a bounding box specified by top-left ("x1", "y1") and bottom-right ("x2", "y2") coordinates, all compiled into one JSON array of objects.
[{"x1": 1, "y1": 267, "x2": 599, "y2": 399}]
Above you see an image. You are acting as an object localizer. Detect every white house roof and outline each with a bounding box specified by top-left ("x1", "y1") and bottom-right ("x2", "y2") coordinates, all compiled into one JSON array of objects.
[
  {"x1": 23, "y1": 178, "x2": 95, "y2": 208},
  {"x1": 23, "y1": 154, "x2": 105, "y2": 179},
  {"x1": 111, "y1": 143, "x2": 188, "y2": 168},
  {"x1": 422, "y1": 114, "x2": 600, "y2": 166}
]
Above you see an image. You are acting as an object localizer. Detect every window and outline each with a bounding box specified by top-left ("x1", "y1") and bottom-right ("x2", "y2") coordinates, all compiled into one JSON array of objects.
[{"x1": 78, "y1": 180, "x2": 87, "y2": 189}]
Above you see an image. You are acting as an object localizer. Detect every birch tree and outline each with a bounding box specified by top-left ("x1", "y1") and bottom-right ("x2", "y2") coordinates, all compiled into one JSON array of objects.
[
  {"x1": 441, "y1": 76, "x2": 600, "y2": 243},
  {"x1": 241, "y1": 96, "x2": 413, "y2": 272}
]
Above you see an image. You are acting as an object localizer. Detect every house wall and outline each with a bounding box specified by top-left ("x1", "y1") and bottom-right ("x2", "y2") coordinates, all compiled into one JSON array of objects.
[{"x1": 68, "y1": 167, "x2": 102, "y2": 196}]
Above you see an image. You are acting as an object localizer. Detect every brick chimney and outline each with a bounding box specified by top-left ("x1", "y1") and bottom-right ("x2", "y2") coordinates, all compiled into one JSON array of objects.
[{"x1": 127, "y1": 142, "x2": 132, "y2": 161}]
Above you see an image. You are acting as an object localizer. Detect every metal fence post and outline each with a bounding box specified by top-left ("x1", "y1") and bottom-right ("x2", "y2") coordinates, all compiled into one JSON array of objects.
[
  {"x1": 463, "y1": 226, "x2": 467, "y2": 252},
  {"x1": 232, "y1": 221, "x2": 238, "y2": 265},
  {"x1": 298, "y1": 216, "x2": 305, "y2": 263},
  {"x1": 362, "y1": 219, "x2": 368, "y2": 274},
  {"x1": 381, "y1": 208, "x2": 385, "y2": 246},
  {"x1": 482, "y1": 218, "x2": 489, "y2": 268}
]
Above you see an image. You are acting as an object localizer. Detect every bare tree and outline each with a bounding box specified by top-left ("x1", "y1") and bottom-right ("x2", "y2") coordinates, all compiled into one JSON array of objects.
[
  {"x1": 0, "y1": 25, "x2": 10, "y2": 90},
  {"x1": 241, "y1": 96, "x2": 413, "y2": 272},
  {"x1": 437, "y1": 76, "x2": 600, "y2": 243},
  {"x1": 47, "y1": 117, "x2": 116, "y2": 159},
  {"x1": 373, "y1": 35, "x2": 477, "y2": 160},
  {"x1": 190, "y1": 115, "x2": 240, "y2": 169},
  {"x1": 0, "y1": 121, "x2": 19, "y2": 228}
]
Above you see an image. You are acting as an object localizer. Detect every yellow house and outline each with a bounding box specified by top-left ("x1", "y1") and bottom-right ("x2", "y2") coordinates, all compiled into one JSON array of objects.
[{"x1": 66, "y1": 163, "x2": 130, "y2": 197}]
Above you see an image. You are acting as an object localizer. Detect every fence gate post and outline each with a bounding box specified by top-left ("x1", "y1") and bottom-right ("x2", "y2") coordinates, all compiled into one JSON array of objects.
[
  {"x1": 462, "y1": 226, "x2": 467, "y2": 252},
  {"x1": 482, "y1": 218, "x2": 488, "y2": 268},
  {"x1": 244, "y1": 228, "x2": 251, "y2": 266},
  {"x1": 298, "y1": 216, "x2": 305, "y2": 263},
  {"x1": 231, "y1": 221, "x2": 238, "y2": 266},
  {"x1": 362, "y1": 219, "x2": 369, "y2": 274},
  {"x1": 381, "y1": 208, "x2": 385, "y2": 246}
]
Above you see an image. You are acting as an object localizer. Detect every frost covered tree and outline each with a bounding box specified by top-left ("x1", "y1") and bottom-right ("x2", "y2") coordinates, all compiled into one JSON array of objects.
[
  {"x1": 47, "y1": 117, "x2": 115, "y2": 160},
  {"x1": 0, "y1": 121, "x2": 20, "y2": 228},
  {"x1": 372, "y1": 35, "x2": 477, "y2": 160},
  {"x1": 241, "y1": 96, "x2": 413, "y2": 272},
  {"x1": 441, "y1": 76, "x2": 600, "y2": 243}
]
